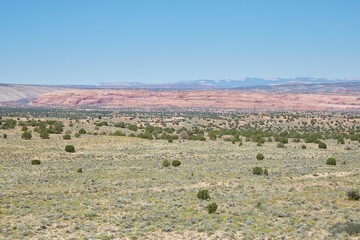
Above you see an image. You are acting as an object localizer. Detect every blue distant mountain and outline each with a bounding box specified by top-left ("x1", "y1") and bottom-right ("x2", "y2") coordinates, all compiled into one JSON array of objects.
[{"x1": 97, "y1": 77, "x2": 359, "y2": 89}]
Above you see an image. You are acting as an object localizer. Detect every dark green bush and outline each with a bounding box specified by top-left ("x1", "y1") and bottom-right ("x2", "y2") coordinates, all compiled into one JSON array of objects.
[
  {"x1": 21, "y1": 131, "x2": 32, "y2": 140},
  {"x1": 172, "y1": 160, "x2": 181, "y2": 167},
  {"x1": 75, "y1": 133, "x2": 81, "y2": 138},
  {"x1": 347, "y1": 189, "x2": 360, "y2": 201},
  {"x1": 21, "y1": 126, "x2": 28, "y2": 131},
  {"x1": 65, "y1": 145, "x2": 75, "y2": 153},
  {"x1": 31, "y1": 160, "x2": 41, "y2": 165},
  {"x1": 63, "y1": 134, "x2": 71, "y2": 140},
  {"x1": 207, "y1": 202, "x2": 217, "y2": 214},
  {"x1": 253, "y1": 167, "x2": 263, "y2": 175},
  {"x1": 326, "y1": 157, "x2": 337, "y2": 166},
  {"x1": 78, "y1": 128, "x2": 87, "y2": 134},
  {"x1": 77, "y1": 168, "x2": 83, "y2": 173},
  {"x1": 3, "y1": 133, "x2": 7, "y2": 139},
  {"x1": 197, "y1": 190, "x2": 210, "y2": 200},
  {"x1": 162, "y1": 159, "x2": 170, "y2": 167},
  {"x1": 318, "y1": 142, "x2": 327, "y2": 149},
  {"x1": 264, "y1": 168, "x2": 269, "y2": 176},
  {"x1": 256, "y1": 153, "x2": 264, "y2": 160},
  {"x1": 301, "y1": 145, "x2": 307, "y2": 149}
]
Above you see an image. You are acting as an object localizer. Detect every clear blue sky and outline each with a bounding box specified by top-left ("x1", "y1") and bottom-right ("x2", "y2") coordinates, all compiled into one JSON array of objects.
[{"x1": 1, "y1": 0, "x2": 359, "y2": 85}]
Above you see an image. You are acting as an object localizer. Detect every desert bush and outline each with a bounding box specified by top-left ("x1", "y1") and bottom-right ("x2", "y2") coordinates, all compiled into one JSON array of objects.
[
  {"x1": 63, "y1": 134, "x2": 71, "y2": 140},
  {"x1": 197, "y1": 190, "x2": 210, "y2": 200},
  {"x1": 264, "y1": 168, "x2": 269, "y2": 176},
  {"x1": 77, "y1": 168, "x2": 83, "y2": 173},
  {"x1": 330, "y1": 221, "x2": 360, "y2": 236},
  {"x1": 31, "y1": 160, "x2": 41, "y2": 165},
  {"x1": 276, "y1": 143, "x2": 285, "y2": 148},
  {"x1": 65, "y1": 145, "x2": 75, "y2": 153},
  {"x1": 256, "y1": 153, "x2": 264, "y2": 160},
  {"x1": 301, "y1": 145, "x2": 307, "y2": 149},
  {"x1": 162, "y1": 159, "x2": 170, "y2": 167},
  {"x1": 207, "y1": 202, "x2": 217, "y2": 214},
  {"x1": 75, "y1": 133, "x2": 81, "y2": 138},
  {"x1": 292, "y1": 138, "x2": 300, "y2": 143},
  {"x1": 253, "y1": 167, "x2": 263, "y2": 175},
  {"x1": 318, "y1": 142, "x2": 327, "y2": 149},
  {"x1": 78, "y1": 128, "x2": 87, "y2": 134},
  {"x1": 172, "y1": 160, "x2": 181, "y2": 167},
  {"x1": 112, "y1": 130, "x2": 125, "y2": 136},
  {"x1": 21, "y1": 131, "x2": 32, "y2": 140},
  {"x1": 21, "y1": 126, "x2": 28, "y2": 131},
  {"x1": 3, "y1": 133, "x2": 7, "y2": 139},
  {"x1": 326, "y1": 157, "x2": 337, "y2": 166},
  {"x1": 40, "y1": 130, "x2": 50, "y2": 139},
  {"x1": 347, "y1": 189, "x2": 360, "y2": 201}
]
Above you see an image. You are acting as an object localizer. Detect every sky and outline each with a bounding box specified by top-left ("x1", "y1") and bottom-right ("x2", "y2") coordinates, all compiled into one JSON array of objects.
[{"x1": 0, "y1": 0, "x2": 359, "y2": 85}]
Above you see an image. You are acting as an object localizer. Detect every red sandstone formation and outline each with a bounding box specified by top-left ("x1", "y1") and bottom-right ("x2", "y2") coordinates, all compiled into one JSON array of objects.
[{"x1": 29, "y1": 89, "x2": 360, "y2": 111}]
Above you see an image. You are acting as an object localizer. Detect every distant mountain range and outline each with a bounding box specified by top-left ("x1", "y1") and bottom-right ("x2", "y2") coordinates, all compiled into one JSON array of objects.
[{"x1": 97, "y1": 77, "x2": 360, "y2": 90}]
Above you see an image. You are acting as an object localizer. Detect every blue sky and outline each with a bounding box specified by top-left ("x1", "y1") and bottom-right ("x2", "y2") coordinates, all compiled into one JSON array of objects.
[{"x1": 0, "y1": 0, "x2": 359, "y2": 85}]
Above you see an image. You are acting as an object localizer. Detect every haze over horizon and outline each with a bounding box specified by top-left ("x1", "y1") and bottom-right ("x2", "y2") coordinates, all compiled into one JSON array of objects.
[{"x1": 1, "y1": 0, "x2": 359, "y2": 85}]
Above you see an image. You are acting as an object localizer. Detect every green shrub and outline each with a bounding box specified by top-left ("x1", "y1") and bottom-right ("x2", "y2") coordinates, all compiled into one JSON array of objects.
[
  {"x1": 276, "y1": 143, "x2": 285, "y2": 148},
  {"x1": 63, "y1": 134, "x2": 71, "y2": 140},
  {"x1": 197, "y1": 190, "x2": 210, "y2": 200},
  {"x1": 40, "y1": 131, "x2": 50, "y2": 139},
  {"x1": 256, "y1": 153, "x2": 264, "y2": 160},
  {"x1": 77, "y1": 168, "x2": 83, "y2": 173},
  {"x1": 206, "y1": 202, "x2": 217, "y2": 214},
  {"x1": 78, "y1": 128, "x2": 86, "y2": 134},
  {"x1": 318, "y1": 142, "x2": 327, "y2": 149},
  {"x1": 162, "y1": 159, "x2": 170, "y2": 167},
  {"x1": 31, "y1": 160, "x2": 41, "y2": 165},
  {"x1": 112, "y1": 130, "x2": 125, "y2": 136},
  {"x1": 326, "y1": 157, "x2": 337, "y2": 166},
  {"x1": 21, "y1": 126, "x2": 28, "y2": 131},
  {"x1": 3, "y1": 133, "x2": 7, "y2": 139},
  {"x1": 292, "y1": 138, "x2": 300, "y2": 143},
  {"x1": 75, "y1": 133, "x2": 81, "y2": 138},
  {"x1": 347, "y1": 189, "x2": 360, "y2": 201},
  {"x1": 21, "y1": 131, "x2": 32, "y2": 140},
  {"x1": 65, "y1": 145, "x2": 75, "y2": 153},
  {"x1": 264, "y1": 168, "x2": 269, "y2": 176},
  {"x1": 330, "y1": 221, "x2": 360, "y2": 236},
  {"x1": 253, "y1": 167, "x2": 263, "y2": 175},
  {"x1": 172, "y1": 160, "x2": 181, "y2": 167},
  {"x1": 301, "y1": 145, "x2": 307, "y2": 149}
]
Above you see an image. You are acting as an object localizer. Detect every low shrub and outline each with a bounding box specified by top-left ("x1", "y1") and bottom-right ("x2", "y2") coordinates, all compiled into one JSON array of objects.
[
  {"x1": 276, "y1": 143, "x2": 285, "y2": 148},
  {"x1": 3, "y1": 133, "x2": 7, "y2": 139},
  {"x1": 253, "y1": 167, "x2": 263, "y2": 175},
  {"x1": 264, "y1": 168, "x2": 269, "y2": 176},
  {"x1": 21, "y1": 131, "x2": 32, "y2": 140},
  {"x1": 172, "y1": 160, "x2": 181, "y2": 167},
  {"x1": 63, "y1": 134, "x2": 71, "y2": 140},
  {"x1": 197, "y1": 190, "x2": 210, "y2": 200},
  {"x1": 256, "y1": 153, "x2": 264, "y2": 160},
  {"x1": 65, "y1": 145, "x2": 75, "y2": 153},
  {"x1": 40, "y1": 131, "x2": 50, "y2": 139},
  {"x1": 31, "y1": 160, "x2": 41, "y2": 165},
  {"x1": 207, "y1": 202, "x2": 217, "y2": 214},
  {"x1": 347, "y1": 189, "x2": 360, "y2": 201},
  {"x1": 301, "y1": 145, "x2": 307, "y2": 149},
  {"x1": 326, "y1": 157, "x2": 337, "y2": 166},
  {"x1": 318, "y1": 142, "x2": 327, "y2": 149},
  {"x1": 77, "y1": 168, "x2": 83, "y2": 173},
  {"x1": 162, "y1": 159, "x2": 170, "y2": 167}
]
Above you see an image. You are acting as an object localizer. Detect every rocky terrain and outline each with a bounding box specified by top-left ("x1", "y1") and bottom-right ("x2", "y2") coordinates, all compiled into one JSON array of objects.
[{"x1": 30, "y1": 89, "x2": 360, "y2": 111}]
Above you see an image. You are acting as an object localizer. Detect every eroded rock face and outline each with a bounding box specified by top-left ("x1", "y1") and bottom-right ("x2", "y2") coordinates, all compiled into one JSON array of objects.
[{"x1": 30, "y1": 89, "x2": 360, "y2": 111}]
